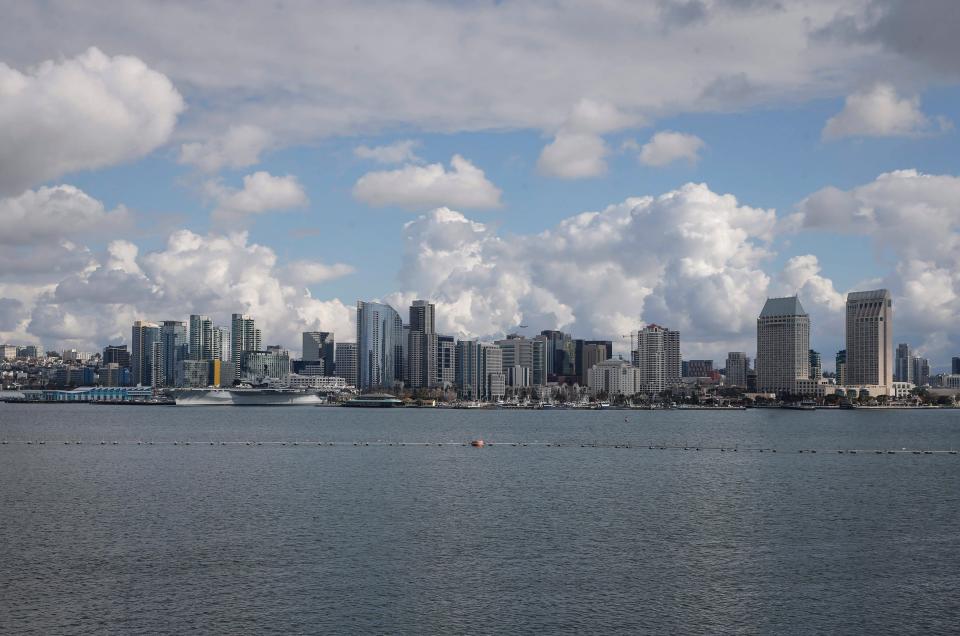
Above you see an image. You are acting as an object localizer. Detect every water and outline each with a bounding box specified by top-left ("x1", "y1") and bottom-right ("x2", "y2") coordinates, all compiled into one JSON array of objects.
[{"x1": 2, "y1": 404, "x2": 959, "y2": 634}]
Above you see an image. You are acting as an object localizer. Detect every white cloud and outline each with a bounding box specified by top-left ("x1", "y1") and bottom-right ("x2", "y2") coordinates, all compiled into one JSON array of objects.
[
  {"x1": 0, "y1": 185, "x2": 129, "y2": 246},
  {"x1": 354, "y1": 140, "x2": 421, "y2": 164},
  {"x1": 353, "y1": 155, "x2": 502, "y2": 210},
  {"x1": 179, "y1": 124, "x2": 273, "y2": 173},
  {"x1": 822, "y1": 83, "x2": 950, "y2": 140},
  {"x1": 396, "y1": 183, "x2": 776, "y2": 357},
  {"x1": 20, "y1": 229, "x2": 354, "y2": 353},
  {"x1": 0, "y1": 47, "x2": 183, "y2": 195},
  {"x1": 638, "y1": 131, "x2": 705, "y2": 166},
  {"x1": 537, "y1": 99, "x2": 640, "y2": 179},
  {"x1": 284, "y1": 260, "x2": 355, "y2": 286},
  {"x1": 210, "y1": 171, "x2": 308, "y2": 222}
]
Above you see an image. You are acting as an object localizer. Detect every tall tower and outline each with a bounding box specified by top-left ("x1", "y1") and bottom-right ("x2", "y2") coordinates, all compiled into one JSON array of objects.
[
  {"x1": 845, "y1": 289, "x2": 893, "y2": 388},
  {"x1": 632, "y1": 324, "x2": 681, "y2": 394},
  {"x1": 130, "y1": 320, "x2": 160, "y2": 387},
  {"x1": 189, "y1": 315, "x2": 213, "y2": 360},
  {"x1": 894, "y1": 343, "x2": 912, "y2": 383},
  {"x1": 231, "y1": 314, "x2": 261, "y2": 380},
  {"x1": 159, "y1": 320, "x2": 188, "y2": 387},
  {"x1": 755, "y1": 296, "x2": 810, "y2": 394},
  {"x1": 302, "y1": 331, "x2": 335, "y2": 375},
  {"x1": 407, "y1": 300, "x2": 437, "y2": 389},
  {"x1": 356, "y1": 301, "x2": 403, "y2": 390},
  {"x1": 725, "y1": 352, "x2": 748, "y2": 388}
]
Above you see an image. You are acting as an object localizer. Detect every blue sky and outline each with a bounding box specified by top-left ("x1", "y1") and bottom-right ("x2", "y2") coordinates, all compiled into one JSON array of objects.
[{"x1": 1, "y1": 1, "x2": 959, "y2": 370}]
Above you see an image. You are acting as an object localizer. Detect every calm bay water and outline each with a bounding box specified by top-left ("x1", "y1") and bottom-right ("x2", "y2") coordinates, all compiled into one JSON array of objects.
[{"x1": 2, "y1": 404, "x2": 959, "y2": 634}]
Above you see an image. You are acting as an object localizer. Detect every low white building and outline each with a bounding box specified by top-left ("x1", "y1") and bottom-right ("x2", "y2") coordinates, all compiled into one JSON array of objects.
[
  {"x1": 588, "y1": 359, "x2": 642, "y2": 396},
  {"x1": 283, "y1": 373, "x2": 348, "y2": 391},
  {"x1": 891, "y1": 381, "x2": 915, "y2": 399}
]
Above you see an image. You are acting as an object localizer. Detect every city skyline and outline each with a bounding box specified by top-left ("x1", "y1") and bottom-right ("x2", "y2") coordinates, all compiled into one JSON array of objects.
[{"x1": 1, "y1": 3, "x2": 960, "y2": 370}]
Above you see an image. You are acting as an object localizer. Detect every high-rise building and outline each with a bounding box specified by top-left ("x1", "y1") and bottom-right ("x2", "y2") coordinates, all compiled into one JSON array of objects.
[
  {"x1": 407, "y1": 300, "x2": 437, "y2": 390},
  {"x1": 356, "y1": 301, "x2": 403, "y2": 390},
  {"x1": 575, "y1": 340, "x2": 612, "y2": 385},
  {"x1": 912, "y1": 356, "x2": 930, "y2": 387},
  {"x1": 159, "y1": 320, "x2": 188, "y2": 387},
  {"x1": 437, "y1": 335, "x2": 456, "y2": 388},
  {"x1": 725, "y1": 352, "x2": 748, "y2": 387},
  {"x1": 455, "y1": 339, "x2": 480, "y2": 399},
  {"x1": 808, "y1": 350, "x2": 822, "y2": 381},
  {"x1": 211, "y1": 326, "x2": 225, "y2": 362},
  {"x1": 189, "y1": 315, "x2": 213, "y2": 360},
  {"x1": 496, "y1": 334, "x2": 534, "y2": 388},
  {"x1": 302, "y1": 331, "x2": 335, "y2": 376},
  {"x1": 231, "y1": 314, "x2": 261, "y2": 380},
  {"x1": 131, "y1": 321, "x2": 160, "y2": 387},
  {"x1": 16, "y1": 345, "x2": 42, "y2": 359},
  {"x1": 540, "y1": 330, "x2": 576, "y2": 380},
  {"x1": 895, "y1": 343, "x2": 913, "y2": 383},
  {"x1": 952, "y1": 357, "x2": 960, "y2": 375},
  {"x1": 845, "y1": 289, "x2": 893, "y2": 388},
  {"x1": 479, "y1": 343, "x2": 505, "y2": 401},
  {"x1": 836, "y1": 350, "x2": 847, "y2": 386},
  {"x1": 334, "y1": 342, "x2": 358, "y2": 387},
  {"x1": 576, "y1": 340, "x2": 613, "y2": 386},
  {"x1": 241, "y1": 346, "x2": 290, "y2": 380},
  {"x1": 632, "y1": 324, "x2": 681, "y2": 394},
  {"x1": 531, "y1": 335, "x2": 548, "y2": 386},
  {"x1": 103, "y1": 344, "x2": 131, "y2": 368},
  {"x1": 755, "y1": 296, "x2": 810, "y2": 394}
]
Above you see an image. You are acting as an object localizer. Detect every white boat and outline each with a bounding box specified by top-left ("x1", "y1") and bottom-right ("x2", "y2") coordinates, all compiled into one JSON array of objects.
[{"x1": 172, "y1": 387, "x2": 325, "y2": 406}]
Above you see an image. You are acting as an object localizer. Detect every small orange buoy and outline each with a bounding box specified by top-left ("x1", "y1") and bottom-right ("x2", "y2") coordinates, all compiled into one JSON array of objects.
[{"x1": 470, "y1": 439, "x2": 485, "y2": 448}]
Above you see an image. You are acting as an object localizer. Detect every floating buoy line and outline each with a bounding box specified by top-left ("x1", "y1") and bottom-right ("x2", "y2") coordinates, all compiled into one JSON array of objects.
[{"x1": 0, "y1": 439, "x2": 957, "y2": 455}]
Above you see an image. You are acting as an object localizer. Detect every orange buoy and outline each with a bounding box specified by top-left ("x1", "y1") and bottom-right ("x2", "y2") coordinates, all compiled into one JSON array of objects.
[{"x1": 470, "y1": 439, "x2": 485, "y2": 448}]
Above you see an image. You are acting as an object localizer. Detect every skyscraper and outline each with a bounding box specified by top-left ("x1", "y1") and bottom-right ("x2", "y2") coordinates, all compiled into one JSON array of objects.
[
  {"x1": 231, "y1": 314, "x2": 261, "y2": 380},
  {"x1": 159, "y1": 320, "x2": 188, "y2": 387},
  {"x1": 575, "y1": 339, "x2": 612, "y2": 385},
  {"x1": 302, "y1": 331, "x2": 335, "y2": 376},
  {"x1": 496, "y1": 334, "x2": 534, "y2": 388},
  {"x1": 437, "y1": 335, "x2": 456, "y2": 388},
  {"x1": 632, "y1": 324, "x2": 681, "y2": 394},
  {"x1": 356, "y1": 301, "x2": 403, "y2": 390},
  {"x1": 189, "y1": 315, "x2": 214, "y2": 360},
  {"x1": 952, "y1": 357, "x2": 960, "y2": 375},
  {"x1": 836, "y1": 350, "x2": 847, "y2": 386},
  {"x1": 455, "y1": 339, "x2": 480, "y2": 399},
  {"x1": 334, "y1": 342, "x2": 358, "y2": 387},
  {"x1": 808, "y1": 350, "x2": 822, "y2": 381},
  {"x1": 912, "y1": 356, "x2": 930, "y2": 387},
  {"x1": 894, "y1": 343, "x2": 912, "y2": 383},
  {"x1": 130, "y1": 321, "x2": 160, "y2": 387},
  {"x1": 845, "y1": 289, "x2": 893, "y2": 388},
  {"x1": 407, "y1": 300, "x2": 437, "y2": 389},
  {"x1": 755, "y1": 296, "x2": 809, "y2": 394},
  {"x1": 725, "y1": 352, "x2": 748, "y2": 387}
]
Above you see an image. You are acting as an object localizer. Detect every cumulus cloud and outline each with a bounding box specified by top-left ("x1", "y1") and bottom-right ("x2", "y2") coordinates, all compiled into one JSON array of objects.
[
  {"x1": 21, "y1": 229, "x2": 354, "y2": 352},
  {"x1": 210, "y1": 171, "x2": 308, "y2": 222},
  {"x1": 354, "y1": 140, "x2": 421, "y2": 164},
  {"x1": 822, "y1": 84, "x2": 950, "y2": 139},
  {"x1": 537, "y1": 99, "x2": 640, "y2": 179},
  {"x1": 179, "y1": 124, "x2": 273, "y2": 173},
  {"x1": 353, "y1": 155, "x2": 502, "y2": 210},
  {"x1": 0, "y1": 47, "x2": 183, "y2": 194},
  {"x1": 0, "y1": 185, "x2": 129, "y2": 246},
  {"x1": 396, "y1": 183, "x2": 776, "y2": 357},
  {"x1": 638, "y1": 131, "x2": 705, "y2": 166}
]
